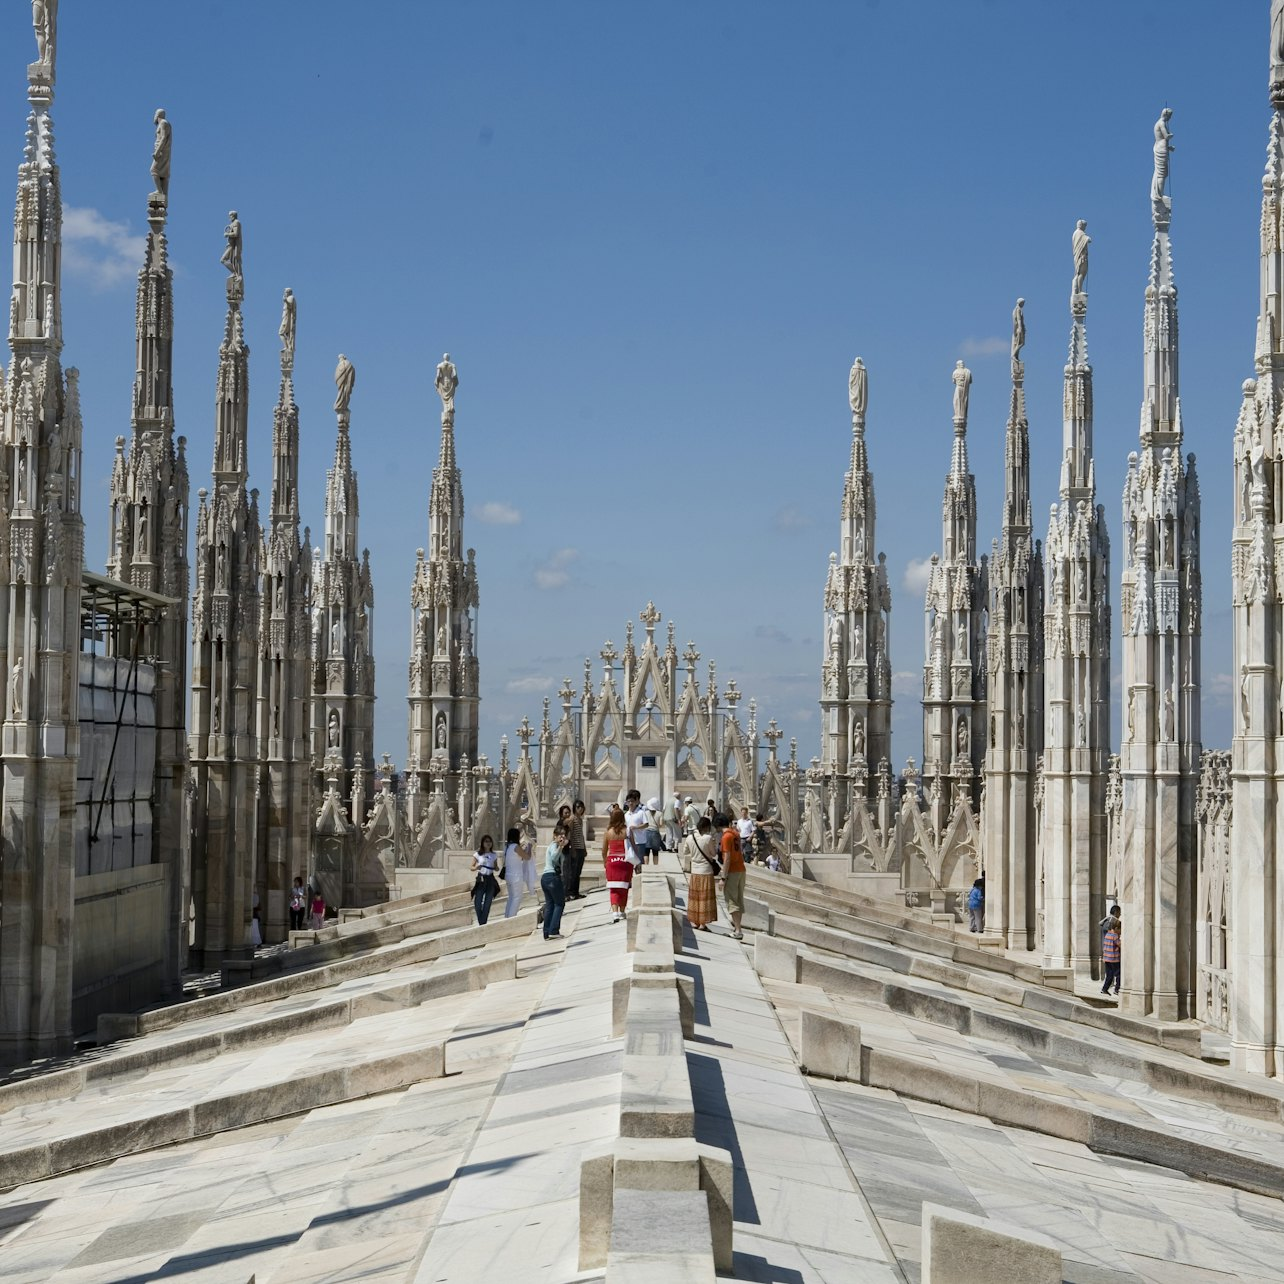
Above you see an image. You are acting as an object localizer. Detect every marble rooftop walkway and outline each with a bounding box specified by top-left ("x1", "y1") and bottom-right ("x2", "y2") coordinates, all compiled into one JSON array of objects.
[{"x1": 2, "y1": 869, "x2": 1284, "y2": 1282}]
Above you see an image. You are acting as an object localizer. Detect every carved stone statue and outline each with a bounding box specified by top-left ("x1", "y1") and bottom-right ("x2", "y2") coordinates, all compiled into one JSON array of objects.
[
  {"x1": 327, "y1": 707, "x2": 340, "y2": 748},
  {"x1": 1072, "y1": 219, "x2": 1090, "y2": 297},
  {"x1": 151, "y1": 109, "x2": 172, "y2": 197},
  {"x1": 852, "y1": 719, "x2": 865, "y2": 758},
  {"x1": 848, "y1": 356, "x2": 868, "y2": 419},
  {"x1": 1162, "y1": 688, "x2": 1175, "y2": 741},
  {"x1": 435, "y1": 353, "x2": 458, "y2": 408},
  {"x1": 827, "y1": 612, "x2": 842, "y2": 656},
  {"x1": 220, "y1": 211, "x2": 243, "y2": 279},
  {"x1": 32, "y1": 0, "x2": 56, "y2": 72},
  {"x1": 956, "y1": 716, "x2": 968, "y2": 756},
  {"x1": 333, "y1": 354, "x2": 356, "y2": 415},
  {"x1": 1273, "y1": 0, "x2": 1284, "y2": 104},
  {"x1": 1011, "y1": 297, "x2": 1026, "y2": 367},
  {"x1": 1151, "y1": 107, "x2": 1173, "y2": 208},
  {"x1": 9, "y1": 658, "x2": 23, "y2": 719},
  {"x1": 951, "y1": 361, "x2": 971, "y2": 422},
  {"x1": 279, "y1": 289, "x2": 296, "y2": 373}
]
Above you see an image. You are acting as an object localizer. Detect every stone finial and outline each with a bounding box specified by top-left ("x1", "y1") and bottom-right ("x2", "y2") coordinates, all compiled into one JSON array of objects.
[{"x1": 639, "y1": 600, "x2": 661, "y2": 638}]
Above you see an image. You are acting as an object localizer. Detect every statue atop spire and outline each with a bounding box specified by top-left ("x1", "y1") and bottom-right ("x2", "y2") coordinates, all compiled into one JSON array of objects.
[
  {"x1": 1011, "y1": 297, "x2": 1026, "y2": 375},
  {"x1": 1072, "y1": 219, "x2": 1091, "y2": 300},
  {"x1": 333, "y1": 353, "x2": 355, "y2": 415},
  {"x1": 150, "y1": 109, "x2": 171, "y2": 201},
  {"x1": 951, "y1": 359, "x2": 972, "y2": 425},
  {"x1": 220, "y1": 210, "x2": 243, "y2": 299},
  {"x1": 848, "y1": 356, "x2": 868, "y2": 424},
  {"x1": 1272, "y1": 0, "x2": 1284, "y2": 107},
  {"x1": 1151, "y1": 107, "x2": 1173, "y2": 224},
  {"x1": 31, "y1": 0, "x2": 57, "y2": 80},
  {"x1": 279, "y1": 289, "x2": 296, "y2": 376},
  {"x1": 435, "y1": 352, "x2": 458, "y2": 421}
]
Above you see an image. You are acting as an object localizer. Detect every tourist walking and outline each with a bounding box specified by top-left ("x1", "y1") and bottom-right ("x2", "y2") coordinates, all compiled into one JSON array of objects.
[
  {"x1": 624, "y1": 790, "x2": 649, "y2": 868},
  {"x1": 503, "y1": 826, "x2": 538, "y2": 917},
  {"x1": 471, "y1": 835, "x2": 501, "y2": 924},
  {"x1": 967, "y1": 878, "x2": 985, "y2": 933},
  {"x1": 542, "y1": 824, "x2": 568, "y2": 939},
  {"x1": 1101, "y1": 915, "x2": 1122, "y2": 995},
  {"x1": 565, "y1": 798, "x2": 588, "y2": 899},
  {"x1": 662, "y1": 797, "x2": 681, "y2": 851},
  {"x1": 718, "y1": 813, "x2": 747, "y2": 940},
  {"x1": 736, "y1": 807, "x2": 756, "y2": 863},
  {"x1": 681, "y1": 817, "x2": 720, "y2": 931},
  {"x1": 603, "y1": 805, "x2": 634, "y2": 923},
  {"x1": 289, "y1": 876, "x2": 307, "y2": 932},
  {"x1": 309, "y1": 888, "x2": 326, "y2": 929},
  {"x1": 683, "y1": 796, "x2": 701, "y2": 837}
]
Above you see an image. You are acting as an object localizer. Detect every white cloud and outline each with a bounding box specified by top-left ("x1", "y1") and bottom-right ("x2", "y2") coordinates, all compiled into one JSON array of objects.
[
  {"x1": 476, "y1": 500, "x2": 521, "y2": 525},
  {"x1": 534, "y1": 547, "x2": 578, "y2": 590},
  {"x1": 892, "y1": 670, "x2": 920, "y2": 696},
  {"x1": 755, "y1": 624, "x2": 791, "y2": 645},
  {"x1": 902, "y1": 556, "x2": 933, "y2": 594},
  {"x1": 959, "y1": 335, "x2": 1007, "y2": 358},
  {"x1": 773, "y1": 505, "x2": 812, "y2": 532},
  {"x1": 1208, "y1": 673, "x2": 1234, "y2": 704},
  {"x1": 505, "y1": 675, "x2": 555, "y2": 695},
  {"x1": 61, "y1": 205, "x2": 146, "y2": 289}
]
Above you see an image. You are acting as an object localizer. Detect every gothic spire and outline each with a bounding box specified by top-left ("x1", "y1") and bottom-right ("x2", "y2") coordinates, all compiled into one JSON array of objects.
[
  {"x1": 1063, "y1": 220, "x2": 1095, "y2": 496},
  {"x1": 1002, "y1": 299, "x2": 1031, "y2": 536},
  {"x1": 212, "y1": 212, "x2": 248, "y2": 484}
]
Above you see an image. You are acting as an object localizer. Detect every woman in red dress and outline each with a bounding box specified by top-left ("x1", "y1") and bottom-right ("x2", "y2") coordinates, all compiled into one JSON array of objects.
[{"x1": 602, "y1": 805, "x2": 633, "y2": 923}]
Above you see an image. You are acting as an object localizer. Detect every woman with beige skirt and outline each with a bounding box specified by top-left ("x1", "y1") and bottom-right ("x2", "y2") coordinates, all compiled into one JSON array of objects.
[{"x1": 681, "y1": 817, "x2": 720, "y2": 931}]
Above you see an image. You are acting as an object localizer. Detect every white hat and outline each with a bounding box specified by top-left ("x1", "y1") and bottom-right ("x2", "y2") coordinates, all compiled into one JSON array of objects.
[
  {"x1": 685, "y1": 795, "x2": 694, "y2": 802},
  {"x1": 646, "y1": 796, "x2": 660, "y2": 811}
]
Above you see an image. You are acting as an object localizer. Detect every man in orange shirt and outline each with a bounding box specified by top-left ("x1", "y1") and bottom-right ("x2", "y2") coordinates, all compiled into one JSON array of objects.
[{"x1": 718, "y1": 813, "x2": 746, "y2": 941}]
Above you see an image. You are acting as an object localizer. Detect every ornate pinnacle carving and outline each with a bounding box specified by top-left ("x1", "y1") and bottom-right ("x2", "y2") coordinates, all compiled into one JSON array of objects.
[{"x1": 279, "y1": 289, "x2": 296, "y2": 377}]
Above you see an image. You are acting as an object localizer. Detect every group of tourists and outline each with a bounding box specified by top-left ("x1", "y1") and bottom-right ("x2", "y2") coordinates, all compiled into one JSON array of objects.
[{"x1": 467, "y1": 788, "x2": 764, "y2": 938}]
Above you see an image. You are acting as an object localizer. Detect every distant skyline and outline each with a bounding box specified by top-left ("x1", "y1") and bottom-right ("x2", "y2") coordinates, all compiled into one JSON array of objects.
[{"x1": 2, "y1": 2, "x2": 1272, "y2": 764}]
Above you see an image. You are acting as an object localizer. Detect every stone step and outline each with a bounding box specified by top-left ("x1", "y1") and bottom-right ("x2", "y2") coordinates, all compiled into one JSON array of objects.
[
  {"x1": 0, "y1": 953, "x2": 516, "y2": 1118},
  {"x1": 780, "y1": 939, "x2": 1284, "y2": 1126},
  {"x1": 764, "y1": 899, "x2": 1201, "y2": 1057},
  {"x1": 96, "y1": 904, "x2": 539, "y2": 1045}
]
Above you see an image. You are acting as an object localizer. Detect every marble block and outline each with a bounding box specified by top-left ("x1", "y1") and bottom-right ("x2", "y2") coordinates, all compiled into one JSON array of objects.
[
  {"x1": 799, "y1": 1008, "x2": 862, "y2": 1081},
  {"x1": 921, "y1": 1202, "x2": 1062, "y2": 1284},
  {"x1": 613, "y1": 972, "x2": 695, "y2": 1038},
  {"x1": 620, "y1": 1054, "x2": 695, "y2": 1138},
  {"x1": 754, "y1": 934, "x2": 801, "y2": 983}
]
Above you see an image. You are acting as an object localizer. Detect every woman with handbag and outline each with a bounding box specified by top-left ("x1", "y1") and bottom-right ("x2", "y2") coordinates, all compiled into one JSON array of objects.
[
  {"x1": 602, "y1": 806, "x2": 633, "y2": 923},
  {"x1": 471, "y1": 834, "x2": 500, "y2": 924},
  {"x1": 681, "y1": 817, "x2": 720, "y2": 931}
]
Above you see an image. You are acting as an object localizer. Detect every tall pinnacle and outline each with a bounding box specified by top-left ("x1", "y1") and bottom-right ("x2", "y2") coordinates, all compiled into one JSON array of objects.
[
  {"x1": 1063, "y1": 219, "x2": 1095, "y2": 494},
  {"x1": 212, "y1": 213, "x2": 248, "y2": 483},
  {"x1": 1003, "y1": 298, "x2": 1031, "y2": 535},
  {"x1": 1142, "y1": 108, "x2": 1180, "y2": 448}
]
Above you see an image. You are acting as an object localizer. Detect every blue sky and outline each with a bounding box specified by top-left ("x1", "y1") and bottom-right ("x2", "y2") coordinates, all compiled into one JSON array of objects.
[{"x1": 4, "y1": 2, "x2": 1267, "y2": 762}]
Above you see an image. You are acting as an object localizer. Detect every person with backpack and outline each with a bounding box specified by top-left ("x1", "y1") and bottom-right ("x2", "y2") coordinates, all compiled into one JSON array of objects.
[{"x1": 967, "y1": 878, "x2": 985, "y2": 933}]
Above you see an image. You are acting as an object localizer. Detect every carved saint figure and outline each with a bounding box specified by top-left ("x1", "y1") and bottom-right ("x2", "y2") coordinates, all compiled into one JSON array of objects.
[
  {"x1": 151, "y1": 109, "x2": 172, "y2": 197},
  {"x1": 9, "y1": 657, "x2": 22, "y2": 719},
  {"x1": 32, "y1": 0, "x2": 56, "y2": 71},
  {"x1": 279, "y1": 289, "x2": 296, "y2": 371},
  {"x1": 852, "y1": 718, "x2": 865, "y2": 758},
  {"x1": 327, "y1": 707, "x2": 340, "y2": 748},
  {"x1": 220, "y1": 211, "x2": 242, "y2": 279},
  {"x1": 212, "y1": 695, "x2": 222, "y2": 734},
  {"x1": 827, "y1": 612, "x2": 842, "y2": 656},
  {"x1": 1274, "y1": 0, "x2": 1284, "y2": 97},
  {"x1": 1009, "y1": 297, "x2": 1026, "y2": 368},
  {"x1": 848, "y1": 356, "x2": 868, "y2": 419},
  {"x1": 1071, "y1": 219, "x2": 1091, "y2": 297},
  {"x1": 1240, "y1": 672, "x2": 1251, "y2": 734},
  {"x1": 951, "y1": 360, "x2": 971, "y2": 422},
  {"x1": 435, "y1": 353, "x2": 458, "y2": 407},
  {"x1": 333, "y1": 354, "x2": 356, "y2": 415},
  {"x1": 435, "y1": 713, "x2": 447, "y2": 750},
  {"x1": 1127, "y1": 689, "x2": 1136, "y2": 740},
  {"x1": 956, "y1": 716, "x2": 968, "y2": 756},
  {"x1": 1162, "y1": 688, "x2": 1175, "y2": 742},
  {"x1": 1151, "y1": 107, "x2": 1173, "y2": 207}
]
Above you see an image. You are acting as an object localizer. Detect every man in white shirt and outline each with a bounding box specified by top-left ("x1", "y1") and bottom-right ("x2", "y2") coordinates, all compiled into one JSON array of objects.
[
  {"x1": 624, "y1": 789, "x2": 649, "y2": 866},
  {"x1": 737, "y1": 807, "x2": 756, "y2": 862}
]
